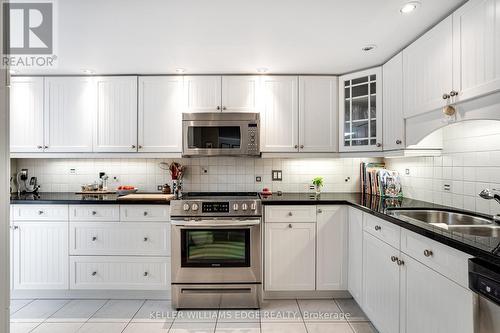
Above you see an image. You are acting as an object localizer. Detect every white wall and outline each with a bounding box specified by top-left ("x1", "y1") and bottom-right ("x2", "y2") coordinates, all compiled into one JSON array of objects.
[
  {"x1": 385, "y1": 120, "x2": 500, "y2": 216},
  {"x1": 13, "y1": 157, "x2": 381, "y2": 194}
]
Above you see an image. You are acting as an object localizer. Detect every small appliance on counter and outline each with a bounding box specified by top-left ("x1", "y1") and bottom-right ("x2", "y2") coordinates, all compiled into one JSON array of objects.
[{"x1": 15, "y1": 169, "x2": 40, "y2": 194}]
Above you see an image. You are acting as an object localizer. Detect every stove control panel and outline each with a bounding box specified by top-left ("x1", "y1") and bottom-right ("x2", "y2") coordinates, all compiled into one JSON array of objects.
[
  {"x1": 171, "y1": 199, "x2": 262, "y2": 217},
  {"x1": 203, "y1": 202, "x2": 229, "y2": 213}
]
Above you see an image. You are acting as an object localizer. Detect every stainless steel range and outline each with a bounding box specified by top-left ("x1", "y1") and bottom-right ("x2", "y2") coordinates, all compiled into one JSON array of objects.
[{"x1": 170, "y1": 192, "x2": 262, "y2": 309}]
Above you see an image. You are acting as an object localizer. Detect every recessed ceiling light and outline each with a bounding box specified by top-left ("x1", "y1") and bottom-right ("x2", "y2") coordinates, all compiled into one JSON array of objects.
[
  {"x1": 400, "y1": 1, "x2": 420, "y2": 14},
  {"x1": 361, "y1": 44, "x2": 377, "y2": 52},
  {"x1": 256, "y1": 67, "x2": 269, "y2": 73},
  {"x1": 175, "y1": 68, "x2": 186, "y2": 73},
  {"x1": 82, "y1": 69, "x2": 95, "y2": 74}
]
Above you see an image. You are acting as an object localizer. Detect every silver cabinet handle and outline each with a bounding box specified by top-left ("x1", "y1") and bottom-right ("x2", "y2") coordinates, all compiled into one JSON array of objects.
[
  {"x1": 92, "y1": 236, "x2": 97, "y2": 241},
  {"x1": 217, "y1": 106, "x2": 221, "y2": 110},
  {"x1": 138, "y1": 145, "x2": 143, "y2": 149},
  {"x1": 288, "y1": 212, "x2": 293, "y2": 216},
  {"x1": 143, "y1": 237, "x2": 149, "y2": 242},
  {"x1": 12, "y1": 225, "x2": 19, "y2": 230},
  {"x1": 442, "y1": 93, "x2": 450, "y2": 100},
  {"x1": 300, "y1": 145, "x2": 304, "y2": 149},
  {"x1": 92, "y1": 271, "x2": 97, "y2": 276},
  {"x1": 92, "y1": 211, "x2": 97, "y2": 216},
  {"x1": 144, "y1": 272, "x2": 149, "y2": 277},
  {"x1": 396, "y1": 139, "x2": 402, "y2": 145},
  {"x1": 131, "y1": 145, "x2": 136, "y2": 149},
  {"x1": 44, "y1": 145, "x2": 48, "y2": 149},
  {"x1": 450, "y1": 90, "x2": 458, "y2": 97},
  {"x1": 374, "y1": 225, "x2": 381, "y2": 231},
  {"x1": 376, "y1": 143, "x2": 382, "y2": 148},
  {"x1": 294, "y1": 145, "x2": 298, "y2": 149},
  {"x1": 222, "y1": 106, "x2": 227, "y2": 110},
  {"x1": 38, "y1": 210, "x2": 44, "y2": 215},
  {"x1": 143, "y1": 211, "x2": 148, "y2": 216},
  {"x1": 391, "y1": 256, "x2": 398, "y2": 262},
  {"x1": 424, "y1": 249, "x2": 433, "y2": 257},
  {"x1": 288, "y1": 224, "x2": 293, "y2": 228},
  {"x1": 397, "y1": 259, "x2": 405, "y2": 266},
  {"x1": 37, "y1": 145, "x2": 43, "y2": 149}
]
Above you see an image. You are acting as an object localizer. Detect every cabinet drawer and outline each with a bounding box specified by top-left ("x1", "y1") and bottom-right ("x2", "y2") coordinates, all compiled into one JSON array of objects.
[
  {"x1": 11, "y1": 205, "x2": 68, "y2": 221},
  {"x1": 70, "y1": 205, "x2": 120, "y2": 221},
  {"x1": 70, "y1": 256, "x2": 170, "y2": 290},
  {"x1": 120, "y1": 205, "x2": 170, "y2": 222},
  {"x1": 400, "y1": 229, "x2": 471, "y2": 288},
  {"x1": 69, "y1": 222, "x2": 170, "y2": 256},
  {"x1": 265, "y1": 205, "x2": 317, "y2": 223},
  {"x1": 363, "y1": 213, "x2": 400, "y2": 248}
]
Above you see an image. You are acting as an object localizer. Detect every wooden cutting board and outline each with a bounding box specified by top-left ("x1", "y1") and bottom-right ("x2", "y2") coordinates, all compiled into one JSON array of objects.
[{"x1": 117, "y1": 194, "x2": 175, "y2": 201}]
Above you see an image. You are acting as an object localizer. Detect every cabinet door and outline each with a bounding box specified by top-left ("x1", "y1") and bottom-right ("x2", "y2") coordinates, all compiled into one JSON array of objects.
[
  {"x1": 403, "y1": 16, "x2": 454, "y2": 118},
  {"x1": 265, "y1": 222, "x2": 315, "y2": 291},
  {"x1": 138, "y1": 76, "x2": 183, "y2": 152},
  {"x1": 10, "y1": 77, "x2": 44, "y2": 152},
  {"x1": 261, "y1": 76, "x2": 299, "y2": 152},
  {"x1": 44, "y1": 77, "x2": 95, "y2": 152},
  {"x1": 400, "y1": 255, "x2": 475, "y2": 333},
  {"x1": 363, "y1": 232, "x2": 400, "y2": 333},
  {"x1": 383, "y1": 52, "x2": 405, "y2": 151},
  {"x1": 299, "y1": 76, "x2": 338, "y2": 152},
  {"x1": 12, "y1": 222, "x2": 69, "y2": 290},
  {"x1": 347, "y1": 207, "x2": 363, "y2": 303},
  {"x1": 339, "y1": 68, "x2": 382, "y2": 152},
  {"x1": 221, "y1": 76, "x2": 260, "y2": 113},
  {"x1": 453, "y1": 0, "x2": 500, "y2": 102},
  {"x1": 94, "y1": 76, "x2": 138, "y2": 152},
  {"x1": 184, "y1": 76, "x2": 222, "y2": 113},
  {"x1": 316, "y1": 206, "x2": 347, "y2": 290}
]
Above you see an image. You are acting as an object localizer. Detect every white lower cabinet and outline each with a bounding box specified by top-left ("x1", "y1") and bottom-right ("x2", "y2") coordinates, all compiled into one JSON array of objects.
[
  {"x1": 265, "y1": 222, "x2": 316, "y2": 291},
  {"x1": 70, "y1": 256, "x2": 170, "y2": 290},
  {"x1": 316, "y1": 206, "x2": 347, "y2": 290},
  {"x1": 363, "y1": 231, "x2": 401, "y2": 333},
  {"x1": 400, "y1": 255, "x2": 475, "y2": 333},
  {"x1": 12, "y1": 221, "x2": 69, "y2": 290},
  {"x1": 347, "y1": 207, "x2": 363, "y2": 303}
]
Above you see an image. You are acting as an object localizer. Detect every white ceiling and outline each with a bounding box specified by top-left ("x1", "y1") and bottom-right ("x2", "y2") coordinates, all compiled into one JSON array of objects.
[{"x1": 20, "y1": 0, "x2": 466, "y2": 75}]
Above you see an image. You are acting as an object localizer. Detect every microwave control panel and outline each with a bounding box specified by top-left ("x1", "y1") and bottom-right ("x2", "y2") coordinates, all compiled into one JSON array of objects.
[{"x1": 247, "y1": 123, "x2": 259, "y2": 154}]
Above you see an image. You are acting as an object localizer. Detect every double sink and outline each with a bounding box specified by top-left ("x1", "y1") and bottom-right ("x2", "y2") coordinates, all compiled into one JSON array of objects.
[{"x1": 388, "y1": 209, "x2": 500, "y2": 238}]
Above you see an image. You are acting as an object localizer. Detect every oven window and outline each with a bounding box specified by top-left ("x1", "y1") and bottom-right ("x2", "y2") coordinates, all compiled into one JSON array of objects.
[
  {"x1": 181, "y1": 229, "x2": 250, "y2": 267},
  {"x1": 187, "y1": 126, "x2": 241, "y2": 149}
]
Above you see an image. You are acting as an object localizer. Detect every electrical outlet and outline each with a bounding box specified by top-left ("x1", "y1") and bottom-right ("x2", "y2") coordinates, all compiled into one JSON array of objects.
[
  {"x1": 444, "y1": 183, "x2": 451, "y2": 192},
  {"x1": 272, "y1": 170, "x2": 282, "y2": 181},
  {"x1": 157, "y1": 185, "x2": 163, "y2": 191},
  {"x1": 255, "y1": 176, "x2": 262, "y2": 182},
  {"x1": 405, "y1": 168, "x2": 410, "y2": 175},
  {"x1": 309, "y1": 184, "x2": 315, "y2": 190},
  {"x1": 201, "y1": 167, "x2": 208, "y2": 174}
]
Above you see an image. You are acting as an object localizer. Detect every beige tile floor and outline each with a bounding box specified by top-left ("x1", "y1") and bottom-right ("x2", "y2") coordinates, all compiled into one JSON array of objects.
[{"x1": 10, "y1": 298, "x2": 378, "y2": 333}]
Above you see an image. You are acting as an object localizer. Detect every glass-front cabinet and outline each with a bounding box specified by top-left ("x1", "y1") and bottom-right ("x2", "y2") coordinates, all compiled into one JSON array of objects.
[{"x1": 339, "y1": 68, "x2": 382, "y2": 152}]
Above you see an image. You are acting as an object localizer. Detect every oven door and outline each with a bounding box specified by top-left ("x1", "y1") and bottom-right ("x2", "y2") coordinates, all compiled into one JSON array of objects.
[
  {"x1": 171, "y1": 219, "x2": 261, "y2": 284},
  {"x1": 182, "y1": 120, "x2": 255, "y2": 156}
]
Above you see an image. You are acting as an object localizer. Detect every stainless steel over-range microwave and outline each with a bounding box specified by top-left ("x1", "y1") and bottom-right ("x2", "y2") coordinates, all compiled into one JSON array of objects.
[{"x1": 182, "y1": 113, "x2": 260, "y2": 157}]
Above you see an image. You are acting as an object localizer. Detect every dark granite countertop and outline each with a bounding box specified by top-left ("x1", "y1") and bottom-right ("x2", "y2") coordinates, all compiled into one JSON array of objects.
[
  {"x1": 10, "y1": 192, "x2": 172, "y2": 205},
  {"x1": 261, "y1": 192, "x2": 500, "y2": 266}
]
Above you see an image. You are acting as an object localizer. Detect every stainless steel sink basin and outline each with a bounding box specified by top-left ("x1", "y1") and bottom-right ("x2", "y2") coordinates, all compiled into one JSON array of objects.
[{"x1": 389, "y1": 209, "x2": 500, "y2": 237}]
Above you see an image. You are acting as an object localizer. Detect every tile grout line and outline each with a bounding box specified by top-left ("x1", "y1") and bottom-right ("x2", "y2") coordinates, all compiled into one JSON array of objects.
[
  {"x1": 27, "y1": 298, "x2": 71, "y2": 333},
  {"x1": 76, "y1": 298, "x2": 112, "y2": 332},
  {"x1": 10, "y1": 298, "x2": 36, "y2": 316},
  {"x1": 295, "y1": 299, "x2": 309, "y2": 333},
  {"x1": 120, "y1": 299, "x2": 147, "y2": 333}
]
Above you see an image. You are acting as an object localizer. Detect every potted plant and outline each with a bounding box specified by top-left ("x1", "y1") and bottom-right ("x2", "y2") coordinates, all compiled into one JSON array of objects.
[{"x1": 312, "y1": 177, "x2": 324, "y2": 195}]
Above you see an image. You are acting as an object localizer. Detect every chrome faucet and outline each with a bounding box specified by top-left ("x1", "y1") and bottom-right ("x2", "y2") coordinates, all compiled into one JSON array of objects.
[{"x1": 479, "y1": 189, "x2": 500, "y2": 224}]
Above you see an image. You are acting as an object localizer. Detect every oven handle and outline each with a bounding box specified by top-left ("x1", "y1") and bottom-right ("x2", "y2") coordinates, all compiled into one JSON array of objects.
[{"x1": 171, "y1": 219, "x2": 261, "y2": 227}]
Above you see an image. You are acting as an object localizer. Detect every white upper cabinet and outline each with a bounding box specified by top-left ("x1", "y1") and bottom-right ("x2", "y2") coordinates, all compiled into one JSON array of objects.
[
  {"x1": 316, "y1": 206, "x2": 347, "y2": 290},
  {"x1": 94, "y1": 76, "x2": 138, "y2": 152},
  {"x1": 453, "y1": 0, "x2": 500, "y2": 102},
  {"x1": 403, "y1": 16, "x2": 454, "y2": 118},
  {"x1": 184, "y1": 76, "x2": 222, "y2": 113},
  {"x1": 221, "y1": 76, "x2": 260, "y2": 112},
  {"x1": 10, "y1": 77, "x2": 44, "y2": 153},
  {"x1": 260, "y1": 76, "x2": 299, "y2": 152},
  {"x1": 383, "y1": 52, "x2": 405, "y2": 151},
  {"x1": 44, "y1": 77, "x2": 95, "y2": 152},
  {"x1": 138, "y1": 77, "x2": 183, "y2": 152},
  {"x1": 339, "y1": 68, "x2": 382, "y2": 152},
  {"x1": 299, "y1": 76, "x2": 338, "y2": 152}
]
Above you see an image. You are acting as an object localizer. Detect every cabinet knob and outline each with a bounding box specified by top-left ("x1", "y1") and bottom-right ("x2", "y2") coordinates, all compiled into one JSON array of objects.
[
  {"x1": 92, "y1": 236, "x2": 97, "y2": 241},
  {"x1": 442, "y1": 93, "x2": 450, "y2": 100},
  {"x1": 294, "y1": 145, "x2": 298, "y2": 149},
  {"x1": 449, "y1": 90, "x2": 458, "y2": 97},
  {"x1": 317, "y1": 208, "x2": 322, "y2": 213},
  {"x1": 376, "y1": 143, "x2": 382, "y2": 148},
  {"x1": 138, "y1": 145, "x2": 143, "y2": 149},
  {"x1": 37, "y1": 145, "x2": 43, "y2": 149},
  {"x1": 131, "y1": 145, "x2": 136, "y2": 149},
  {"x1": 300, "y1": 145, "x2": 304, "y2": 149},
  {"x1": 38, "y1": 210, "x2": 44, "y2": 215},
  {"x1": 44, "y1": 146, "x2": 48, "y2": 149},
  {"x1": 396, "y1": 139, "x2": 402, "y2": 145},
  {"x1": 92, "y1": 271, "x2": 97, "y2": 276},
  {"x1": 288, "y1": 223, "x2": 293, "y2": 228},
  {"x1": 143, "y1": 211, "x2": 148, "y2": 216},
  {"x1": 222, "y1": 106, "x2": 227, "y2": 110},
  {"x1": 12, "y1": 225, "x2": 19, "y2": 230},
  {"x1": 397, "y1": 259, "x2": 405, "y2": 266},
  {"x1": 288, "y1": 212, "x2": 293, "y2": 216},
  {"x1": 217, "y1": 106, "x2": 221, "y2": 110},
  {"x1": 143, "y1": 237, "x2": 149, "y2": 242},
  {"x1": 423, "y1": 249, "x2": 433, "y2": 257},
  {"x1": 374, "y1": 225, "x2": 381, "y2": 231},
  {"x1": 144, "y1": 272, "x2": 149, "y2": 277},
  {"x1": 391, "y1": 256, "x2": 398, "y2": 262},
  {"x1": 92, "y1": 211, "x2": 97, "y2": 215}
]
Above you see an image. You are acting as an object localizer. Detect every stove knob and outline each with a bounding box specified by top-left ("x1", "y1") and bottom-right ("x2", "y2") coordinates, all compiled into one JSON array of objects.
[
  {"x1": 183, "y1": 203, "x2": 190, "y2": 211},
  {"x1": 241, "y1": 203, "x2": 248, "y2": 211},
  {"x1": 233, "y1": 203, "x2": 239, "y2": 211},
  {"x1": 192, "y1": 203, "x2": 199, "y2": 211},
  {"x1": 250, "y1": 203, "x2": 257, "y2": 211}
]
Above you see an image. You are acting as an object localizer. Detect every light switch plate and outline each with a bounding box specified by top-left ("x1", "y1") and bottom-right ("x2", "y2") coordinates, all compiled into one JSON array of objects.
[{"x1": 272, "y1": 170, "x2": 282, "y2": 181}]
